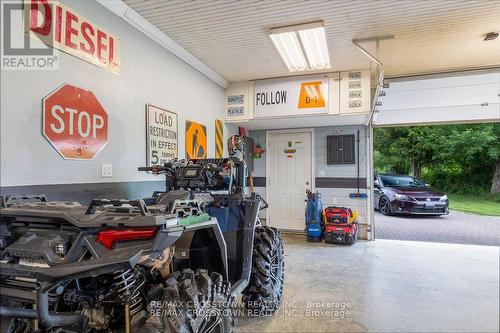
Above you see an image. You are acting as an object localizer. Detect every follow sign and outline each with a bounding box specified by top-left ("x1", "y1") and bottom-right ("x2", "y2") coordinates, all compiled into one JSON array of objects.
[{"x1": 254, "y1": 76, "x2": 328, "y2": 118}]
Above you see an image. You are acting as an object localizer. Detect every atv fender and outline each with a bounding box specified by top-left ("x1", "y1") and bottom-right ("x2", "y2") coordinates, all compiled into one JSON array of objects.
[{"x1": 172, "y1": 220, "x2": 228, "y2": 280}]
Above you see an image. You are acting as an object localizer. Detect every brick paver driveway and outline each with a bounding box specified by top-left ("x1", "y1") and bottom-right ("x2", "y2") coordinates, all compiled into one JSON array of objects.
[{"x1": 375, "y1": 210, "x2": 500, "y2": 246}]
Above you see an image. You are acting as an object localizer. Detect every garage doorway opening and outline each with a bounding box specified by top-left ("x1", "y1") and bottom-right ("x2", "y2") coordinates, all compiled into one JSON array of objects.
[{"x1": 373, "y1": 123, "x2": 500, "y2": 246}]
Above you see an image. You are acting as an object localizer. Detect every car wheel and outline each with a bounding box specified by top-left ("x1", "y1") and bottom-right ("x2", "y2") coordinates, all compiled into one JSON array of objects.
[{"x1": 379, "y1": 196, "x2": 392, "y2": 216}]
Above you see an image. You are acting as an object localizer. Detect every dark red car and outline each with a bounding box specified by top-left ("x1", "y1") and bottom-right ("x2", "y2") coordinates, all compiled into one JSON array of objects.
[{"x1": 374, "y1": 174, "x2": 449, "y2": 216}]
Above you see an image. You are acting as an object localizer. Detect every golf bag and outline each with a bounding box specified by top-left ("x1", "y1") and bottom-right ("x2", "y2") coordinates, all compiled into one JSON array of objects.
[{"x1": 305, "y1": 190, "x2": 323, "y2": 242}]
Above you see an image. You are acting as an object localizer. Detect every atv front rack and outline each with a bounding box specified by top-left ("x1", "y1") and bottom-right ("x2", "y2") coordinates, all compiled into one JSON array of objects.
[
  {"x1": 85, "y1": 198, "x2": 150, "y2": 215},
  {"x1": 0, "y1": 194, "x2": 47, "y2": 208}
]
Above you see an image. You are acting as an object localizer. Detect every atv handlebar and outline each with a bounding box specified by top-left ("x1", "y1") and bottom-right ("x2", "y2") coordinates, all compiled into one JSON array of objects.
[{"x1": 137, "y1": 165, "x2": 171, "y2": 174}]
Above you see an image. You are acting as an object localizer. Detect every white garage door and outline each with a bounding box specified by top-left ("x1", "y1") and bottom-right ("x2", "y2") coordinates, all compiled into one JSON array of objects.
[{"x1": 374, "y1": 72, "x2": 500, "y2": 126}]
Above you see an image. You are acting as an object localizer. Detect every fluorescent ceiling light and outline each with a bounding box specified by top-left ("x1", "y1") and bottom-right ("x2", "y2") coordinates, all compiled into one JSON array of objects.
[
  {"x1": 270, "y1": 32, "x2": 308, "y2": 72},
  {"x1": 270, "y1": 22, "x2": 331, "y2": 72},
  {"x1": 298, "y1": 27, "x2": 330, "y2": 70}
]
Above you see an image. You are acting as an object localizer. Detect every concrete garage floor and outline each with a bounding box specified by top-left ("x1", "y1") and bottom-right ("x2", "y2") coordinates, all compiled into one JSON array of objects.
[
  {"x1": 375, "y1": 211, "x2": 500, "y2": 246},
  {"x1": 236, "y1": 234, "x2": 499, "y2": 332}
]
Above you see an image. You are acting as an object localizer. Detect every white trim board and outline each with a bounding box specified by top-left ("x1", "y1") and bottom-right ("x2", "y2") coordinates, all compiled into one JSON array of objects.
[{"x1": 96, "y1": 0, "x2": 228, "y2": 88}]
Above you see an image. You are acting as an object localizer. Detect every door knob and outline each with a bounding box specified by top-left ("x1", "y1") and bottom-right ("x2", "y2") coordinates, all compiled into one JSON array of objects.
[{"x1": 306, "y1": 181, "x2": 310, "y2": 185}]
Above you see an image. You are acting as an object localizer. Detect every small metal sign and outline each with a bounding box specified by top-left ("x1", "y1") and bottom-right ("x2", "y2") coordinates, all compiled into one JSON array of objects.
[
  {"x1": 227, "y1": 95, "x2": 244, "y2": 105},
  {"x1": 349, "y1": 90, "x2": 362, "y2": 98},
  {"x1": 348, "y1": 71, "x2": 362, "y2": 79},
  {"x1": 349, "y1": 81, "x2": 362, "y2": 89},
  {"x1": 349, "y1": 100, "x2": 362, "y2": 108},
  {"x1": 227, "y1": 106, "x2": 244, "y2": 116}
]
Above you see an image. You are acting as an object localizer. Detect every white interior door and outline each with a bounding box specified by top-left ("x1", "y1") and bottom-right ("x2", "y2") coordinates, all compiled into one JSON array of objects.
[{"x1": 267, "y1": 131, "x2": 312, "y2": 231}]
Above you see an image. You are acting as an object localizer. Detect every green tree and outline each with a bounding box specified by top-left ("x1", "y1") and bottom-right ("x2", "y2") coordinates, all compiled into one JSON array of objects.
[{"x1": 374, "y1": 123, "x2": 500, "y2": 194}]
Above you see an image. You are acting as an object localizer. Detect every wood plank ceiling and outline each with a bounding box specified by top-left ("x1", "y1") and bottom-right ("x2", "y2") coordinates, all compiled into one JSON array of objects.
[{"x1": 124, "y1": 0, "x2": 500, "y2": 82}]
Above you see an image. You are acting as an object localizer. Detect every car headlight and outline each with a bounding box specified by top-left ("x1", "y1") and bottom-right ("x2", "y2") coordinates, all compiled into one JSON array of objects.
[
  {"x1": 394, "y1": 194, "x2": 413, "y2": 201},
  {"x1": 440, "y1": 195, "x2": 448, "y2": 202}
]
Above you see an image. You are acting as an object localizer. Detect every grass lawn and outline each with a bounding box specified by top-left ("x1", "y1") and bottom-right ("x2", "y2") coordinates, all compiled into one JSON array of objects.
[{"x1": 448, "y1": 193, "x2": 500, "y2": 216}]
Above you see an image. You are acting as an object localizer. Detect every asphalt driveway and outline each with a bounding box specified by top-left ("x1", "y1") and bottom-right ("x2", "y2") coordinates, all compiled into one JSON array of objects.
[{"x1": 375, "y1": 210, "x2": 500, "y2": 246}]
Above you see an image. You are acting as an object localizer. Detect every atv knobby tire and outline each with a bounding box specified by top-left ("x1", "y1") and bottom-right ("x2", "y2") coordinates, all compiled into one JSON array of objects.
[
  {"x1": 145, "y1": 269, "x2": 234, "y2": 333},
  {"x1": 243, "y1": 226, "x2": 285, "y2": 316}
]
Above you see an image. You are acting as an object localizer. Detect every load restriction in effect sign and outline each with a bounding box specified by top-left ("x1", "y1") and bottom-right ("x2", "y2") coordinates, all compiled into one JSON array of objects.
[
  {"x1": 43, "y1": 84, "x2": 108, "y2": 160},
  {"x1": 146, "y1": 104, "x2": 178, "y2": 165}
]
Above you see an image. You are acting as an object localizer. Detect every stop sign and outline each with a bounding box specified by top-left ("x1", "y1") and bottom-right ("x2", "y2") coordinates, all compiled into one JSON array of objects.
[{"x1": 43, "y1": 84, "x2": 109, "y2": 159}]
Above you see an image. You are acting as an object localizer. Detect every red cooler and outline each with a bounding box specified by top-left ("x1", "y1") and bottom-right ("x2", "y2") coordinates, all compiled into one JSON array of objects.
[{"x1": 323, "y1": 207, "x2": 358, "y2": 245}]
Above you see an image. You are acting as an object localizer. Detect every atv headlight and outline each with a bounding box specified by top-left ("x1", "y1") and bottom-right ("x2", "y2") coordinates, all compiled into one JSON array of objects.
[
  {"x1": 440, "y1": 195, "x2": 448, "y2": 202},
  {"x1": 55, "y1": 241, "x2": 66, "y2": 256}
]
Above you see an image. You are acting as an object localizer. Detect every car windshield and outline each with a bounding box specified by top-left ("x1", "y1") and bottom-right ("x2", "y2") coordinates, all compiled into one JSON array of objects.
[{"x1": 379, "y1": 175, "x2": 425, "y2": 188}]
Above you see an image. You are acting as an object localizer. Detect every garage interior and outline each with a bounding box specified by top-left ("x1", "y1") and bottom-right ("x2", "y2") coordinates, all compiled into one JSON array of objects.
[{"x1": 0, "y1": 0, "x2": 499, "y2": 332}]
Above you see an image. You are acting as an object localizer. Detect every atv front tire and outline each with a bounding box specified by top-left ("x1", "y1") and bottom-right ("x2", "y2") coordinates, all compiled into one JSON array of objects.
[
  {"x1": 243, "y1": 226, "x2": 285, "y2": 316},
  {"x1": 145, "y1": 269, "x2": 234, "y2": 333}
]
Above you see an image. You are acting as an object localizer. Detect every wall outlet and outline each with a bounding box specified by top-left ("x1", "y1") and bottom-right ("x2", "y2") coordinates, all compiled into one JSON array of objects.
[{"x1": 101, "y1": 164, "x2": 112, "y2": 178}]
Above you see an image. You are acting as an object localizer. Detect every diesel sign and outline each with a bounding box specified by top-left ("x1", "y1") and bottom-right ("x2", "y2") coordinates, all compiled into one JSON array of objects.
[{"x1": 24, "y1": 0, "x2": 121, "y2": 73}]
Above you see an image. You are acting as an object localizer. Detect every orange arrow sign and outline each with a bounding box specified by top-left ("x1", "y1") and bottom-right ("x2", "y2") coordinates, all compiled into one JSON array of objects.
[{"x1": 298, "y1": 81, "x2": 325, "y2": 109}]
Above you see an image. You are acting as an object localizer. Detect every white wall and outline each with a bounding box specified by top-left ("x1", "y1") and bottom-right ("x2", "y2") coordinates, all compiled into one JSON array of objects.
[
  {"x1": 315, "y1": 126, "x2": 369, "y2": 238},
  {"x1": 1, "y1": 0, "x2": 235, "y2": 187},
  {"x1": 249, "y1": 126, "x2": 370, "y2": 239},
  {"x1": 250, "y1": 126, "x2": 367, "y2": 179},
  {"x1": 314, "y1": 126, "x2": 367, "y2": 178}
]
